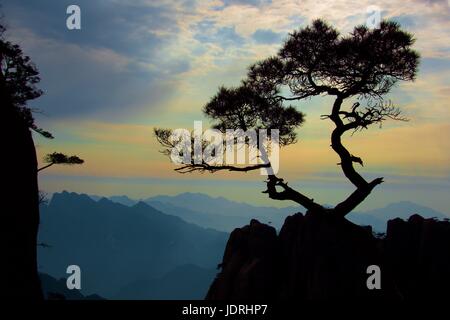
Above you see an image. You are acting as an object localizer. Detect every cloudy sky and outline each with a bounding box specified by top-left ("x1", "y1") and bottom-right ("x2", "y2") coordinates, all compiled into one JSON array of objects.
[{"x1": 2, "y1": 0, "x2": 449, "y2": 212}]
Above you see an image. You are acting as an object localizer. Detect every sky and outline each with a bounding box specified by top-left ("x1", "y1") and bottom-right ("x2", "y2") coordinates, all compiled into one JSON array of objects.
[{"x1": 2, "y1": 0, "x2": 450, "y2": 212}]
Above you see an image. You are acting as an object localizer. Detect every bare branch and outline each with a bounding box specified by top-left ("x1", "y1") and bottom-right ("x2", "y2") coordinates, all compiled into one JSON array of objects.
[
  {"x1": 330, "y1": 96, "x2": 369, "y2": 190},
  {"x1": 174, "y1": 162, "x2": 270, "y2": 174},
  {"x1": 338, "y1": 100, "x2": 408, "y2": 133},
  {"x1": 262, "y1": 175, "x2": 325, "y2": 211},
  {"x1": 154, "y1": 127, "x2": 277, "y2": 174},
  {"x1": 334, "y1": 177, "x2": 384, "y2": 216}
]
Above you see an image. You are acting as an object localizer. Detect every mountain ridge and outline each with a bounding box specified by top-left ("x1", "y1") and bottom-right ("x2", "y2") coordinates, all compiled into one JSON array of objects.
[
  {"x1": 39, "y1": 191, "x2": 228, "y2": 298},
  {"x1": 70, "y1": 191, "x2": 449, "y2": 232}
]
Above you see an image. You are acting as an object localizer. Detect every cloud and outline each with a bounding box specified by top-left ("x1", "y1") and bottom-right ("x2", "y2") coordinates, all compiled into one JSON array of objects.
[
  {"x1": 1, "y1": 0, "x2": 190, "y2": 120},
  {"x1": 194, "y1": 25, "x2": 245, "y2": 46},
  {"x1": 182, "y1": 0, "x2": 450, "y2": 57},
  {"x1": 2, "y1": 0, "x2": 178, "y2": 57},
  {"x1": 5, "y1": 0, "x2": 449, "y2": 122},
  {"x1": 6, "y1": 27, "x2": 179, "y2": 120}
]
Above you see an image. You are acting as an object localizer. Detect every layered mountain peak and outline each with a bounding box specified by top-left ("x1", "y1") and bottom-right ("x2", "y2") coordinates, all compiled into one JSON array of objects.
[{"x1": 50, "y1": 191, "x2": 95, "y2": 207}]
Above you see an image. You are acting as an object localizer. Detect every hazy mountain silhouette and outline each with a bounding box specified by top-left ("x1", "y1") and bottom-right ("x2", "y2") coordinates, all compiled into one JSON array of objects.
[
  {"x1": 146, "y1": 192, "x2": 298, "y2": 218},
  {"x1": 148, "y1": 201, "x2": 279, "y2": 232},
  {"x1": 86, "y1": 192, "x2": 296, "y2": 231},
  {"x1": 84, "y1": 192, "x2": 448, "y2": 232},
  {"x1": 114, "y1": 264, "x2": 217, "y2": 300},
  {"x1": 109, "y1": 195, "x2": 138, "y2": 207},
  {"x1": 348, "y1": 201, "x2": 448, "y2": 232},
  {"x1": 38, "y1": 191, "x2": 228, "y2": 298}
]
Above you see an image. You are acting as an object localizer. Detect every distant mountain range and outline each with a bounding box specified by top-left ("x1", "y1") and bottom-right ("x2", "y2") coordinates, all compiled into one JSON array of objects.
[
  {"x1": 347, "y1": 201, "x2": 448, "y2": 232},
  {"x1": 88, "y1": 192, "x2": 449, "y2": 232},
  {"x1": 40, "y1": 191, "x2": 449, "y2": 299},
  {"x1": 113, "y1": 264, "x2": 217, "y2": 300},
  {"x1": 91, "y1": 192, "x2": 299, "y2": 231},
  {"x1": 38, "y1": 192, "x2": 227, "y2": 299}
]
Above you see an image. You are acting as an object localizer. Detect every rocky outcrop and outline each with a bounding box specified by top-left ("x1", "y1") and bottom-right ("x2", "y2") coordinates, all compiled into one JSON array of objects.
[
  {"x1": 2, "y1": 104, "x2": 42, "y2": 300},
  {"x1": 206, "y1": 212, "x2": 450, "y2": 300},
  {"x1": 207, "y1": 219, "x2": 278, "y2": 300},
  {"x1": 384, "y1": 214, "x2": 450, "y2": 300}
]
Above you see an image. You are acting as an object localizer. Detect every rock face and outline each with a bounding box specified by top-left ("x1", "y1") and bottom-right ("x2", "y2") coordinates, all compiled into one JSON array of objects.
[
  {"x1": 206, "y1": 212, "x2": 450, "y2": 300},
  {"x1": 3, "y1": 104, "x2": 42, "y2": 300},
  {"x1": 384, "y1": 214, "x2": 450, "y2": 300},
  {"x1": 207, "y1": 219, "x2": 278, "y2": 300}
]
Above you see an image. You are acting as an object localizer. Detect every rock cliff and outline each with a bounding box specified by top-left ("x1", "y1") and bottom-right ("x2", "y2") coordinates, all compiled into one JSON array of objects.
[{"x1": 206, "y1": 212, "x2": 450, "y2": 300}]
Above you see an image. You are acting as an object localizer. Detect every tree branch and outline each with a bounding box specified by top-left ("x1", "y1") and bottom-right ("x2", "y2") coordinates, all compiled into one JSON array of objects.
[
  {"x1": 174, "y1": 162, "x2": 270, "y2": 174},
  {"x1": 326, "y1": 96, "x2": 388, "y2": 216},
  {"x1": 307, "y1": 72, "x2": 341, "y2": 96},
  {"x1": 262, "y1": 175, "x2": 325, "y2": 211},
  {"x1": 334, "y1": 177, "x2": 384, "y2": 217},
  {"x1": 37, "y1": 162, "x2": 54, "y2": 172},
  {"x1": 338, "y1": 100, "x2": 408, "y2": 133},
  {"x1": 274, "y1": 92, "x2": 315, "y2": 101},
  {"x1": 330, "y1": 96, "x2": 368, "y2": 189}
]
